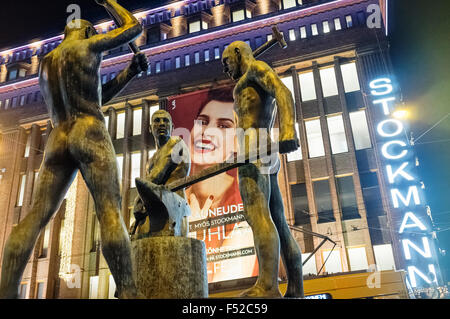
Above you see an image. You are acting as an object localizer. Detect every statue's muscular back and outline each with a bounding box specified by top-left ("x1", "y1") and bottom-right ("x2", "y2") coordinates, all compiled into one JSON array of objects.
[
  {"x1": 233, "y1": 61, "x2": 277, "y2": 133},
  {"x1": 39, "y1": 40, "x2": 103, "y2": 126}
]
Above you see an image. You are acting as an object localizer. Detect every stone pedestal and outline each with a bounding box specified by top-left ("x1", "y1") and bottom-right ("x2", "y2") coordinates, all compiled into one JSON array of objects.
[{"x1": 131, "y1": 237, "x2": 208, "y2": 299}]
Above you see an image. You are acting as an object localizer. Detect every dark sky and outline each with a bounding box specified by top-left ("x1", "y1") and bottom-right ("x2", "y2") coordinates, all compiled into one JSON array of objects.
[{"x1": 0, "y1": 0, "x2": 449, "y2": 282}]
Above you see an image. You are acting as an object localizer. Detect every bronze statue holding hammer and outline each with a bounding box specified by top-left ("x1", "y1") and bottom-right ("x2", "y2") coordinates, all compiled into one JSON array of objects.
[
  {"x1": 0, "y1": 0, "x2": 148, "y2": 299},
  {"x1": 221, "y1": 28, "x2": 304, "y2": 298}
]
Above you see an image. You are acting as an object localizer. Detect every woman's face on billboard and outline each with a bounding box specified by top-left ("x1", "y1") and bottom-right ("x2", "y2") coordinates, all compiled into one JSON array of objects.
[{"x1": 191, "y1": 99, "x2": 236, "y2": 166}]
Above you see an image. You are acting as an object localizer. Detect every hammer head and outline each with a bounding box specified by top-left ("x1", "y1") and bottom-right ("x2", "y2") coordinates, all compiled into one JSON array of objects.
[{"x1": 272, "y1": 26, "x2": 287, "y2": 49}]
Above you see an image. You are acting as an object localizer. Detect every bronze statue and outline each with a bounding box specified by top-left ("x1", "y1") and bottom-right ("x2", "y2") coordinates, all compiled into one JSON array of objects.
[
  {"x1": 131, "y1": 110, "x2": 191, "y2": 238},
  {"x1": 0, "y1": 0, "x2": 148, "y2": 299},
  {"x1": 222, "y1": 41, "x2": 304, "y2": 298}
]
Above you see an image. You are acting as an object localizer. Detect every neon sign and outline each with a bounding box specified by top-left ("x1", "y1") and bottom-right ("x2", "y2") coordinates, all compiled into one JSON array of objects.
[{"x1": 370, "y1": 77, "x2": 440, "y2": 288}]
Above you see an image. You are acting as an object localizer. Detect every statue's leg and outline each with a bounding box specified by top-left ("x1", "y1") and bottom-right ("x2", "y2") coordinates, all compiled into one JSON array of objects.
[
  {"x1": 71, "y1": 118, "x2": 137, "y2": 299},
  {"x1": 269, "y1": 173, "x2": 304, "y2": 298},
  {"x1": 0, "y1": 130, "x2": 77, "y2": 299},
  {"x1": 237, "y1": 163, "x2": 282, "y2": 298}
]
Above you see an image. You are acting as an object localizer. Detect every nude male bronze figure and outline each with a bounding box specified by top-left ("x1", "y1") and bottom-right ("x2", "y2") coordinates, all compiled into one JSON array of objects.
[
  {"x1": 131, "y1": 110, "x2": 191, "y2": 238},
  {"x1": 0, "y1": 0, "x2": 148, "y2": 299},
  {"x1": 222, "y1": 41, "x2": 304, "y2": 298}
]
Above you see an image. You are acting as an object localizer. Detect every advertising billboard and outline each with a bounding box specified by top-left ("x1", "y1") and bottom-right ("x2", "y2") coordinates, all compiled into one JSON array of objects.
[{"x1": 168, "y1": 87, "x2": 259, "y2": 283}]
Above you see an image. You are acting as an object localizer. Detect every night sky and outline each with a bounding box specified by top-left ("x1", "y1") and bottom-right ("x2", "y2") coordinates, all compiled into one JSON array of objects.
[{"x1": 0, "y1": 0, "x2": 449, "y2": 283}]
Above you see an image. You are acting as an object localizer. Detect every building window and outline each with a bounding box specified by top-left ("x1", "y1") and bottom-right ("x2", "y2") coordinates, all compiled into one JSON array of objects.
[
  {"x1": 149, "y1": 105, "x2": 159, "y2": 122},
  {"x1": 298, "y1": 71, "x2": 316, "y2": 101},
  {"x1": 267, "y1": 34, "x2": 273, "y2": 42},
  {"x1": 327, "y1": 115, "x2": 348, "y2": 154},
  {"x1": 102, "y1": 74, "x2": 108, "y2": 84},
  {"x1": 147, "y1": 63, "x2": 152, "y2": 76},
  {"x1": 373, "y1": 244, "x2": 396, "y2": 271},
  {"x1": 305, "y1": 119, "x2": 325, "y2": 158},
  {"x1": 39, "y1": 224, "x2": 51, "y2": 258},
  {"x1": 302, "y1": 253, "x2": 317, "y2": 275},
  {"x1": 194, "y1": 51, "x2": 200, "y2": 64},
  {"x1": 19, "y1": 283, "x2": 28, "y2": 299},
  {"x1": 130, "y1": 153, "x2": 141, "y2": 188},
  {"x1": 104, "y1": 115, "x2": 109, "y2": 132},
  {"x1": 334, "y1": 17, "x2": 342, "y2": 31},
  {"x1": 336, "y1": 175, "x2": 360, "y2": 220},
  {"x1": 189, "y1": 20, "x2": 201, "y2": 33},
  {"x1": 345, "y1": 15, "x2": 353, "y2": 28},
  {"x1": 133, "y1": 108, "x2": 142, "y2": 136},
  {"x1": 108, "y1": 275, "x2": 117, "y2": 299},
  {"x1": 175, "y1": 56, "x2": 181, "y2": 69},
  {"x1": 116, "y1": 112, "x2": 126, "y2": 139},
  {"x1": 311, "y1": 24, "x2": 318, "y2": 36},
  {"x1": 19, "y1": 95, "x2": 26, "y2": 106},
  {"x1": 12, "y1": 96, "x2": 18, "y2": 108},
  {"x1": 148, "y1": 149, "x2": 157, "y2": 160},
  {"x1": 299, "y1": 26, "x2": 307, "y2": 39},
  {"x1": 89, "y1": 276, "x2": 99, "y2": 299},
  {"x1": 347, "y1": 247, "x2": 369, "y2": 271},
  {"x1": 288, "y1": 29, "x2": 296, "y2": 41},
  {"x1": 184, "y1": 54, "x2": 190, "y2": 67},
  {"x1": 110, "y1": 72, "x2": 116, "y2": 79},
  {"x1": 24, "y1": 133, "x2": 31, "y2": 158},
  {"x1": 161, "y1": 32, "x2": 167, "y2": 40},
  {"x1": 319, "y1": 67, "x2": 339, "y2": 97},
  {"x1": 313, "y1": 179, "x2": 335, "y2": 223},
  {"x1": 283, "y1": 0, "x2": 297, "y2": 9},
  {"x1": 214, "y1": 47, "x2": 220, "y2": 60},
  {"x1": 349, "y1": 110, "x2": 372, "y2": 150},
  {"x1": 232, "y1": 9, "x2": 245, "y2": 22},
  {"x1": 287, "y1": 123, "x2": 302, "y2": 162},
  {"x1": 164, "y1": 59, "x2": 171, "y2": 72},
  {"x1": 8, "y1": 69, "x2": 18, "y2": 81},
  {"x1": 291, "y1": 183, "x2": 310, "y2": 225},
  {"x1": 322, "y1": 250, "x2": 342, "y2": 274},
  {"x1": 204, "y1": 49, "x2": 210, "y2": 62},
  {"x1": 116, "y1": 155, "x2": 124, "y2": 185},
  {"x1": 36, "y1": 282, "x2": 45, "y2": 299},
  {"x1": 4, "y1": 98, "x2": 10, "y2": 109},
  {"x1": 360, "y1": 171, "x2": 383, "y2": 217},
  {"x1": 340, "y1": 62, "x2": 361, "y2": 93},
  {"x1": 17, "y1": 174, "x2": 27, "y2": 207},
  {"x1": 155, "y1": 61, "x2": 161, "y2": 74},
  {"x1": 323, "y1": 21, "x2": 330, "y2": 33}
]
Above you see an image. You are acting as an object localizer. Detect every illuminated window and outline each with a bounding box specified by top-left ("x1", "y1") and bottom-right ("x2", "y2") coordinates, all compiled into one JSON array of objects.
[
  {"x1": 323, "y1": 21, "x2": 330, "y2": 33},
  {"x1": 267, "y1": 34, "x2": 273, "y2": 42},
  {"x1": 104, "y1": 115, "x2": 109, "y2": 132},
  {"x1": 133, "y1": 108, "x2": 142, "y2": 136},
  {"x1": 175, "y1": 56, "x2": 181, "y2": 69},
  {"x1": 24, "y1": 133, "x2": 31, "y2": 158},
  {"x1": 89, "y1": 276, "x2": 99, "y2": 299},
  {"x1": 287, "y1": 123, "x2": 302, "y2": 162},
  {"x1": 102, "y1": 74, "x2": 108, "y2": 84},
  {"x1": 336, "y1": 175, "x2": 360, "y2": 220},
  {"x1": 283, "y1": 0, "x2": 297, "y2": 9},
  {"x1": 311, "y1": 24, "x2": 318, "y2": 36},
  {"x1": 232, "y1": 9, "x2": 245, "y2": 22},
  {"x1": 184, "y1": 54, "x2": 190, "y2": 67},
  {"x1": 291, "y1": 183, "x2": 309, "y2": 225},
  {"x1": 288, "y1": 29, "x2": 296, "y2": 41},
  {"x1": 36, "y1": 282, "x2": 45, "y2": 299},
  {"x1": 194, "y1": 51, "x2": 200, "y2": 64},
  {"x1": 189, "y1": 20, "x2": 201, "y2": 33},
  {"x1": 202, "y1": 21, "x2": 208, "y2": 30},
  {"x1": 246, "y1": 10, "x2": 252, "y2": 19},
  {"x1": 12, "y1": 97, "x2": 18, "y2": 108},
  {"x1": 327, "y1": 115, "x2": 348, "y2": 154},
  {"x1": 108, "y1": 275, "x2": 117, "y2": 299},
  {"x1": 314, "y1": 179, "x2": 334, "y2": 223},
  {"x1": 204, "y1": 49, "x2": 210, "y2": 62},
  {"x1": 322, "y1": 250, "x2": 342, "y2": 274},
  {"x1": 373, "y1": 244, "x2": 396, "y2": 271},
  {"x1": 161, "y1": 32, "x2": 167, "y2": 40},
  {"x1": 149, "y1": 105, "x2": 159, "y2": 122},
  {"x1": 5, "y1": 98, "x2": 10, "y2": 109},
  {"x1": 334, "y1": 17, "x2": 342, "y2": 30},
  {"x1": 305, "y1": 119, "x2": 325, "y2": 158},
  {"x1": 155, "y1": 61, "x2": 161, "y2": 73},
  {"x1": 149, "y1": 149, "x2": 157, "y2": 159},
  {"x1": 130, "y1": 153, "x2": 141, "y2": 188},
  {"x1": 116, "y1": 112, "x2": 126, "y2": 139},
  {"x1": 346, "y1": 15, "x2": 353, "y2": 28},
  {"x1": 147, "y1": 63, "x2": 151, "y2": 75},
  {"x1": 164, "y1": 59, "x2": 171, "y2": 71},
  {"x1": 340, "y1": 62, "x2": 361, "y2": 93},
  {"x1": 319, "y1": 67, "x2": 339, "y2": 97},
  {"x1": 302, "y1": 253, "x2": 317, "y2": 275},
  {"x1": 116, "y1": 155, "x2": 124, "y2": 184},
  {"x1": 349, "y1": 110, "x2": 372, "y2": 150},
  {"x1": 18, "y1": 283, "x2": 28, "y2": 299},
  {"x1": 8, "y1": 69, "x2": 18, "y2": 81},
  {"x1": 214, "y1": 47, "x2": 220, "y2": 60},
  {"x1": 17, "y1": 174, "x2": 27, "y2": 207},
  {"x1": 298, "y1": 71, "x2": 316, "y2": 101},
  {"x1": 39, "y1": 224, "x2": 51, "y2": 258},
  {"x1": 19, "y1": 95, "x2": 26, "y2": 106},
  {"x1": 348, "y1": 247, "x2": 369, "y2": 271}
]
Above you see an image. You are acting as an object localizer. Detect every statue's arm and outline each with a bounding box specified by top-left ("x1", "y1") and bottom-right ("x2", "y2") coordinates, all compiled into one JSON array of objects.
[
  {"x1": 251, "y1": 61, "x2": 299, "y2": 154},
  {"x1": 88, "y1": 0, "x2": 142, "y2": 53},
  {"x1": 102, "y1": 53, "x2": 148, "y2": 104}
]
